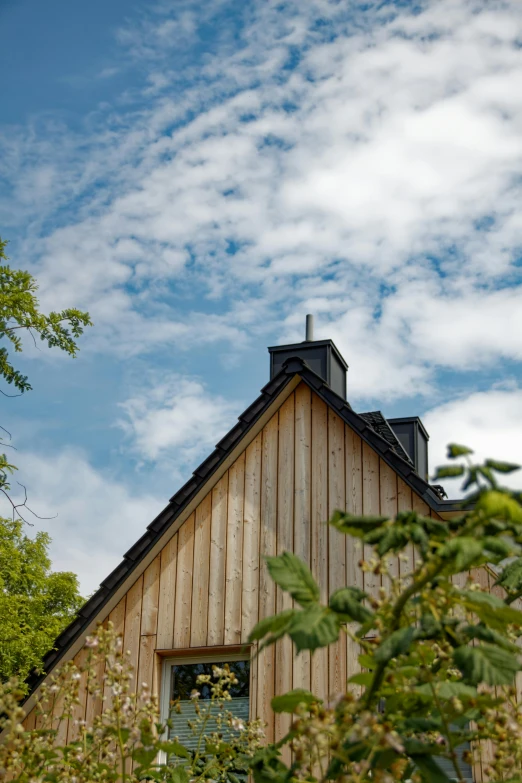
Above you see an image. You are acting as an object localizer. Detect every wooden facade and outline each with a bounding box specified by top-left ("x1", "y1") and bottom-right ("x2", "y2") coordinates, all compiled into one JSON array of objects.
[{"x1": 20, "y1": 382, "x2": 506, "y2": 780}]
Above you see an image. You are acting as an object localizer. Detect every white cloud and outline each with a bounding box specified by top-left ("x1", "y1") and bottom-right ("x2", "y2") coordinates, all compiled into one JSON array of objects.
[
  {"x1": 424, "y1": 385, "x2": 522, "y2": 497},
  {"x1": 1, "y1": 450, "x2": 163, "y2": 596},
  {"x1": 2, "y1": 0, "x2": 522, "y2": 397},
  {"x1": 118, "y1": 373, "x2": 241, "y2": 465}
]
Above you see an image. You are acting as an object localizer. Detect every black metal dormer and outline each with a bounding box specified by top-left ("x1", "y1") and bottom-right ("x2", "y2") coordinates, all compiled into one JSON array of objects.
[
  {"x1": 388, "y1": 416, "x2": 430, "y2": 481},
  {"x1": 268, "y1": 315, "x2": 348, "y2": 400}
]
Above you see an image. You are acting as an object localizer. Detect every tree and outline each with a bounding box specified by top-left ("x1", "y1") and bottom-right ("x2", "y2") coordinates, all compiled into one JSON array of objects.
[
  {"x1": 0, "y1": 234, "x2": 90, "y2": 682},
  {"x1": 0, "y1": 517, "x2": 82, "y2": 683},
  {"x1": 0, "y1": 236, "x2": 92, "y2": 520},
  {"x1": 249, "y1": 447, "x2": 522, "y2": 783}
]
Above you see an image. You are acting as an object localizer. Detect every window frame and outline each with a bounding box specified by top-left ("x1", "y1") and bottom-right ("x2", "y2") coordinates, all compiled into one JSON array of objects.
[{"x1": 159, "y1": 649, "x2": 252, "y2": 766}]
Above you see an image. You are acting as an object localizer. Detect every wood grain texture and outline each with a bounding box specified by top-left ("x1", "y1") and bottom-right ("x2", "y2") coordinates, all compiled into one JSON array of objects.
[
  {"x1": 293, "y1": 384, "x2": 311, "y2": 693},
  {"x1": 379, "y1": 459, "x2": 399, "y2": 587},
  {"x1": 362, "y1": 442, "x2": 381, "y2": 600},
  {"x1": 311, "y1": 393, "x2": 329, "y2": 701},
  {"x1": 51, "y1": 687, "x2": 68, "y2": 746},
  {"x1": 141, "y1": 556, "x2": 160, "y2": 637},
  {"x1": 275, "y1": 394, "x2": 295, "y2": 761},
  {"x1": 328, "y1": 409, "x2": 346, "y2": 698},
  {"x1": 67, "y1": 648, "x2": 89, "y2": 743},
  {"x1": 85, "y1": 621, "x2": 107, "y2": 727},
  {"x1": 345, "y1": 425, "x2": 363, "y2": 683},
  {"x1": 137, "y1": 634, "x2": 156, "y2": 705},
  {"x1": 23, "y1": 708, "x2": 36, "y2": 731},
  {"x1": 242, "y1": 434, "x2": 262, "y2": 641},
  {"x1": 208, "y1": 474, "x2": 228, "y2": 645},
  {"x1": 156, "y1": 534, "x2": 177, "y2": 649},
  {"x1": 103, "y1": 596, "x2": 127, "y2": 712},
  {"x1": 258, "y1": 414, "x2": 278, "y2": 741},
  {"x1": 191, "y1": 494, "x2": 212, "y2": 646},
  {"x1": 225, "y1": 453, "x2": 245, "y2": 644},
  {"x1": 124, "y1": 576, "x2": 144, "y2": 694},
  {"x1": 397, "y1": 478, "x2": 415, "y2": 578},
  {"x1": 174, "y1": 513, "x2": 195, "y2": 648}
]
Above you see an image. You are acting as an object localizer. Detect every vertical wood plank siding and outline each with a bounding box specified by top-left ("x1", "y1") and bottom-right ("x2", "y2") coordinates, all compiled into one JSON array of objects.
[
  {"x1": 328, "y1": 410, "x2": 347, "y2": 698},
  {"x1": 22, "y1": 383, "x2": 491, "y2": 781},
  {"x1": 258, "y1": 412, "x2": 279, "y2": 741},
  {"x1": 275, "y1": 395, "x2": 295, "y2": 762},
  {"x1": 311, "y1": 393, "x2": 329, "y2": 701},
  {"x1": 293, "y1": 384, "x2": 312, "y2": 693}
]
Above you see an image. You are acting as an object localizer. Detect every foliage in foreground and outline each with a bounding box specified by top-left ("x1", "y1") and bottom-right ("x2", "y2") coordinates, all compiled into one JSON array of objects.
[
  {"x1": 0, "y1": 516, "x2": 83, "y2": 683},
  {"x1": 249, "y1": 447, "x2": 522, "y2": 783},
  {"x1": 0, "y1": 624, "x2": 264, "y2": 782},
  {"x1": 4, "y1": 447, "x2": 522, "y2": 783}
]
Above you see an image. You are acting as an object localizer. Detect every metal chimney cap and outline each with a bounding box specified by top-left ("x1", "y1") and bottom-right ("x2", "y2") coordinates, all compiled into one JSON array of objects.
[{"x1": 305, "y1": 314, "x2": 314, "y2": 342}]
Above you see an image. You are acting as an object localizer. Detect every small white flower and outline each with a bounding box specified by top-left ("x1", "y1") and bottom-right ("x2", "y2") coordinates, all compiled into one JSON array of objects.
[
  {"x1": 231, "y1": 718, "x2": 245, "y2": 731},
  {"x1": 190, "y1": 690, "x2": 200, "y2": 700}
]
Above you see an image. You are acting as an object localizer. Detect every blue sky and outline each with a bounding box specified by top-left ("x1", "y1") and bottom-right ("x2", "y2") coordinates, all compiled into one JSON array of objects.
[{"x1": 1, "y1": 0, "x2": 522, "y2": 594}]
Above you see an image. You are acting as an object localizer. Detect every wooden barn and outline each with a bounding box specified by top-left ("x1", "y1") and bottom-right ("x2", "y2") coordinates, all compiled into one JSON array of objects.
[{"x1": 20, "y1": 331, "x2": 479, "y2": 776}]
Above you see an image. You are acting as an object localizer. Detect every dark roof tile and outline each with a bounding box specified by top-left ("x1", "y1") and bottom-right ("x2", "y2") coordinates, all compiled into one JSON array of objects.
[{"x1": 359, "y1": 411, "x2": 412, "y2": 463}]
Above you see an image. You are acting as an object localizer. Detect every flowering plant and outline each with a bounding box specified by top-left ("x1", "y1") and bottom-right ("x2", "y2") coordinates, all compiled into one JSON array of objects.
[
  {"x1": 249, "y1": 448, "x2": 522, "y2": 783},
  {"x1": 0, "y1": 625, "x2": 263, "y2": 783}
]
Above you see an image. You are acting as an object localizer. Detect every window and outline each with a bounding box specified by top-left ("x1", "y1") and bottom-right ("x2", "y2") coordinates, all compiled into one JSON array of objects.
[
  {"x1": 437, "y1": 738, "x2": 474, "y2": 783},
  {"x1": 160, "y1": 652, "x2": 250, "y2": 763}
]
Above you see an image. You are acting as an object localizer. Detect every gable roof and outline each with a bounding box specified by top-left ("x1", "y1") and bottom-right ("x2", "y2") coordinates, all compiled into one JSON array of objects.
[{"x1": 24, "y1": 356, "x2": 465, "y2": 701}]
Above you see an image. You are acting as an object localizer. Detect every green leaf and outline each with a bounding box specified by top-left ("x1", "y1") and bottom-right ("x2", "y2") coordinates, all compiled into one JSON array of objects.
[
  {"x1": 132, "y1": 746, "x2": 158, "y2": 767},
  {"x1": 453, "y1": 643, "x2": 520, "y2": 685},
  {"x1": 433, "y1": 465, "x2": 465, "y2": 480},
  {"x1": 374, "y1": 626, "x2": 415, "y2": 664},
  {"x1": 439, "y1": 537, "x2": 483, "y2": 572},
  {"x1": 358, "y1": 653, "x2": 378, "y2": 670},
  {"x1": 265, "y1": 552, "x2": 319, "y2": 607},
  {"x1": 415, "y1": 682, "x2": 477, "y2": 700},
  {"x1": 447, "y1": 444, "x2": 473, "y2": 458},
  {"x1": 248, "y1": 609, "x2": 296, "y2": 647},
  {"x1": 483, "y1": 536, "x2": 517, "y2": 559},
  {"x1": 457, "y1": 589, "x2": 522, "y2": 630},
  {"x1": 288, "y1": 605, "x2": 340, "y2": 653},
  {"x1": 329, "y1": 587, "x2": 373, "y2": 623},
  {"x1": 412, "y1": 754, "x2": 453, "y2": 783},
  {"x1": 168, "y1": 766, "x2": 190, "y2": 783},
  {"x1": 329, "y1": 510, "x2": 389, "y2": 537},
  {"x1": 348, "y1": 672, "x2": 374, "y2": 686},
  {"x1": 158, "y1": 740, "x2": 191, "y2": 759},
  {"x1": 376, "y1": 527, "x2": 409, "y2": 556},
  {"x1": 475, "y1": 490, "x2": 522, "y2": 524},
  {"x1": 462, "y1": 624, "x2": 520, "y2": 653},
  {"x1": 496, "y1": 558, "x2": 522, "y2": 592},
  {"x1": 271, "y1": 689, "x2": 318, "y2": 713},
  {"x1": 486, "y1": 459, "x2": 521, "y2": 474}
]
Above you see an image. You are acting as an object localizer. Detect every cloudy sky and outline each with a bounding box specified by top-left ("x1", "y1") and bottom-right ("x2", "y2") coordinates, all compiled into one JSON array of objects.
[{"x1": 1, "y1": 0, "x2": 521, "y2": 594}]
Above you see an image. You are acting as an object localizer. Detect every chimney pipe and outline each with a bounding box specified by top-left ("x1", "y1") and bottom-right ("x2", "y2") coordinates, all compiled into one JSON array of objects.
[{"x1": 305, "y1": 314, "x2": 314, "y2": 342}]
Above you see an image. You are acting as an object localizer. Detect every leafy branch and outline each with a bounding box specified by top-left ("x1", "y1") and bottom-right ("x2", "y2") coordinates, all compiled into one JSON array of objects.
[{"x1": 249, "y1": 447, "x2": 522, "y2": 783}]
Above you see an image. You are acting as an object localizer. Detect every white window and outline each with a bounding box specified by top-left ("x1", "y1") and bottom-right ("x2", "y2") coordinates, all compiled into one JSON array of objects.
[{"x1": 160, "y1": 652, "x2": 250, "y2": 764}]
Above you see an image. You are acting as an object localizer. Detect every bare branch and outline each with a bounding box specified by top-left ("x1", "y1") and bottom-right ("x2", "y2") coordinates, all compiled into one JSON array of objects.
[
  {"x1": 0, "y1": 424, "x2": 12, "y2": 440},
  {"x1": 0, "y1": 387, "x2": 23, "y2": 398},
  {"x1": 0, "y1": 482, "x2": 58, "y2": 526}
]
